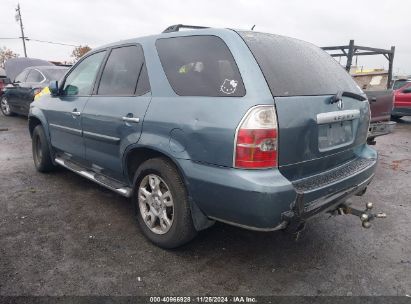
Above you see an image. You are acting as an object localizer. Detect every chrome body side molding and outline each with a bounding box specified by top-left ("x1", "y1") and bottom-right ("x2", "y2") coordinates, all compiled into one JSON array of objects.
[
  {"x1": 83, "y1": 131, "x2": 120, "y2": 143},
  {"x1": 49, "y1": 123, "x2": 82, "y2": 135}
]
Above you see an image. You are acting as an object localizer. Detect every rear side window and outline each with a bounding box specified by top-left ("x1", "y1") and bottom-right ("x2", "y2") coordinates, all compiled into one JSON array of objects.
[
  {"x1": 156, "y1": 36, "x2": 245, "y2": 97},
  {"x1": 44, "y1": 69, "x2": 68, "y2": 82},
  {"x1": 97, "y1": 45, "x2": 150, "y2": 96},
  {"x1": 393, "y1": 80, "x2": 410, "y2": 90},
  {"x1": 26, "y1": 70, "x2": 44, "y2": 83},
  {"x1": 238, "y1": 31, "x2": 362, "y2": 97}
]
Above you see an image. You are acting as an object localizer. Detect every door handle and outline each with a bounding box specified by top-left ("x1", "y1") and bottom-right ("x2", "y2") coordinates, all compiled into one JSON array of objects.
[
  {"x1": 71, "y1": 111, "x2": 81, "y2": 116},
  {"x1": 122, "y1": 117, "x2": 140, "y2": 123}
]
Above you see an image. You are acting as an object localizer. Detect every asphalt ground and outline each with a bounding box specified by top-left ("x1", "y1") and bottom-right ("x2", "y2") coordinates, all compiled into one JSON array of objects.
[{"x1": 0, "y1": 114, "x2": 410, "y2": 296}]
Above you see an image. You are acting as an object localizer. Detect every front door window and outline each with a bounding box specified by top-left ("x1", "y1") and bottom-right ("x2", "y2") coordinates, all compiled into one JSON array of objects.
[{"x1": 63, "y1": 51, "x2": 106, "y2": 96}]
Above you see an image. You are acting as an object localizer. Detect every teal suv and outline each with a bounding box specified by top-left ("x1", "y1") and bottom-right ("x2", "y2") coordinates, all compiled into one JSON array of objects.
[{"x1": 29, "y1": 25, "x2": 377, "y2": 248}]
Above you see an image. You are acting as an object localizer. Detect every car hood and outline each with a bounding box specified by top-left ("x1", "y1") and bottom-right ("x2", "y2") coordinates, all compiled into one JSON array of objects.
[{"x1": 5, "y1": 58, "x2": 54, "y2": 82}]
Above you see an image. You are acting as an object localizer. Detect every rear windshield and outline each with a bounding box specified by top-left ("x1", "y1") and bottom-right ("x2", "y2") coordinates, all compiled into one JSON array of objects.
[{"x1": 238, "y1": 31, "x2": 362, "y2": 97}]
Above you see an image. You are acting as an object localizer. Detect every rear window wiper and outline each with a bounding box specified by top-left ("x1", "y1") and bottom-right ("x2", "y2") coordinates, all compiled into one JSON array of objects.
[{"x1": 331, "y1": 90, "x2": 367, "y2": 103}]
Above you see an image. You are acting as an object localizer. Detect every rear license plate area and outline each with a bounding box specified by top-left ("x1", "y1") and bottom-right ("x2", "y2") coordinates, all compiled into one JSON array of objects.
[{"x1": 318, "y1": 120, "x2": 354, "y2": 151}]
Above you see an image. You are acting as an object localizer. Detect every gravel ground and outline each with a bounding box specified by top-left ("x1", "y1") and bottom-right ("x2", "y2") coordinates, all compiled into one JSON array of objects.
[{"x1": 0, "y1": 114, "x2": 410, "y2": 296}]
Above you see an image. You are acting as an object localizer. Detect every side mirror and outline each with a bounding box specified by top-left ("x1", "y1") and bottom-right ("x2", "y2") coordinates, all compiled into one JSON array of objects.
[{"x1": 49, "y1": 80, "x2": 59, "y2": 96}]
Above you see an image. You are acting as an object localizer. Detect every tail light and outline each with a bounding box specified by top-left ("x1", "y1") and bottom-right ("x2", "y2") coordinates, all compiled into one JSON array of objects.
[{"x1": 234, "y1": 105, "x2": 278, "y2": 169}]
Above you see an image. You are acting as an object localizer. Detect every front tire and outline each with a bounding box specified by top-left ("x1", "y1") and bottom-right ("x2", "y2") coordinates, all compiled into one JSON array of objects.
[
  {"x1": 132, "y1": 158, "x2": 197, "y2": 249},
  {"x1": 0, "y1": 96, "x2": 14, "y2": 116},
  {"x1": 32, "y1": 125, "x2": 55, "y2": 172}
]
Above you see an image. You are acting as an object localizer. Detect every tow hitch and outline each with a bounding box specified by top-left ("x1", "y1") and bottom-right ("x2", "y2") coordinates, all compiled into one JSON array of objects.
[{"x1": 336, "y1": 202, "x2": 387, "y2": 228}]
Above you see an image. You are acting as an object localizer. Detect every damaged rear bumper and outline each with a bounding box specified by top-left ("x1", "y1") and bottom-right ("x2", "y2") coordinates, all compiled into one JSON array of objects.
[
  {"x1": 282, "y1": 172, "x2": 375, "y2": 232},
  {"x1": 281, "y1": 150, "x2": 377, "y2": 231},
  {"x1": 181, "y1": 146, "x2": 377, "y2": 232}
]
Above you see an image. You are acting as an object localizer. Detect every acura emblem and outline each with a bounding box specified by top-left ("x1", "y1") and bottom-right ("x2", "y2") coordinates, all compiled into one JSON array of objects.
[{"x1": 337, "y1": 99, "x2": 344, "y2": 110}]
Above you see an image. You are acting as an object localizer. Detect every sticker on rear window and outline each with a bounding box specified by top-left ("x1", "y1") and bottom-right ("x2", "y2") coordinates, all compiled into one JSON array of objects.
[{"x1": 220, "y1": 79, "x2": 238, "y2": 95}]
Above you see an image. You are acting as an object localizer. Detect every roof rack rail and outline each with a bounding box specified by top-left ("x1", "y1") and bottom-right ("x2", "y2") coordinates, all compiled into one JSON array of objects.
[{"x1": 162, "y1": 24, "x2": 209, "y2": 33}]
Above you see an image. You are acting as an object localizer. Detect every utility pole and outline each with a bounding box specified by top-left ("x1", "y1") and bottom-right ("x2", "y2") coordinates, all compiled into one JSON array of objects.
[
  {"x1": 15, "y1": 4, "x2": 27, "y2": 57},
  {"x1": 345, "y1": 40, "x2": 354, "y2": 72}
]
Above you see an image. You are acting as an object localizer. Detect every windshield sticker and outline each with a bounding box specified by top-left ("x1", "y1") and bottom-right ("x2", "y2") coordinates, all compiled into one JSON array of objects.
[{"x1": 220, "y1": 79, "x2": 238, "y2": 95}]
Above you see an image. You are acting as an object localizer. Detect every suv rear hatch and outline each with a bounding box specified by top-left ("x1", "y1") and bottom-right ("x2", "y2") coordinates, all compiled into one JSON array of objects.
[{"x1": 238, "y1": 31, "x2": 370, "y2": 182}]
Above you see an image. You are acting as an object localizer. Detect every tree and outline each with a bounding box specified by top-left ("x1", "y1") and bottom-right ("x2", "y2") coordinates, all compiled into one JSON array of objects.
[
  {"x1": 70, "y1": 45, "x2": 92, "y2": 63},
  {"x1": 0, "y1": 47, "x2": 19, "y2": 68}
]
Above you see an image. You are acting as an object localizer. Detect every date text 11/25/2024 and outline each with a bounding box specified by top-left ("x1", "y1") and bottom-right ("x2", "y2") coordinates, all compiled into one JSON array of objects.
[{"x1": 149, "y1": 296, "x2": 257, "y2": 303}]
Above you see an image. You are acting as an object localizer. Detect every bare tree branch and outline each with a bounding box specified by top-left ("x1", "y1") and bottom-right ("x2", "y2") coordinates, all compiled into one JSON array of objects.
[{"x1": 0, "y1": 46, "x2": 19, "y2": 68}]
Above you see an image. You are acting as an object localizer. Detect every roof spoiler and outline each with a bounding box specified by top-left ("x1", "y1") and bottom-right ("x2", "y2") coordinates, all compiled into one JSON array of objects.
[{"x1": 162, "y1": 24, "x2": 209, "y2": 33}]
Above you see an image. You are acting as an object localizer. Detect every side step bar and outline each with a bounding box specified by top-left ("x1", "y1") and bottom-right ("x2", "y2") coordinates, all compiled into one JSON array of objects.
[{"x1": 55, "y1": 158, "x2": 132, "y2": 197}]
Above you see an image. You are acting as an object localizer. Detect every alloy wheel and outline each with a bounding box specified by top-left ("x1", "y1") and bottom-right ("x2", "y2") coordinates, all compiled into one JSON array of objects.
[
  {"x1": 0, "y1": 97, "x2": 11, "y2": 115},
  {"x1": 138, "y1": 174, "x2": 174, "y2": 235}
]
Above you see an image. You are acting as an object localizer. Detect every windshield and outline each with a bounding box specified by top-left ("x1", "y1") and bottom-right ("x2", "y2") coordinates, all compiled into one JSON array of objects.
[
  {"x1": 238, "y1": 31, "x2": 362, "y2": 97},
  {"x1": 393, "y1": 80, "x2": 410, "y2": 90},
  {"x1": 43, "y1": 68, "x2": 68, "y2": 81}
]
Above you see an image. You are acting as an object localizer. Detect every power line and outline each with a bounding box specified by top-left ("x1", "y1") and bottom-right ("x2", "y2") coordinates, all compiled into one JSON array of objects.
[
  {"x1": 5, "y1": 4, "x2": 81, "y2": 51},
  {"x1": 25, "y1": 38, "x2": 80, "y2": 47},
  {"x1": 0, "y1": 37, "x2": 81, "y2": 47}
]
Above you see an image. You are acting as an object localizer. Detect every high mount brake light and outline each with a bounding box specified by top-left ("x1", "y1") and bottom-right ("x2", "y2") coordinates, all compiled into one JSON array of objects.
[{"x1": 234, "y1": 105, "x2": 278, "y2": 169}]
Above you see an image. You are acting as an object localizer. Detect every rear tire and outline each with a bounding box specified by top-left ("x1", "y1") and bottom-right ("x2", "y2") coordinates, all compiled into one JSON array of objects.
[
  {"x1": 0, "y1": 96, "x2": 15, "y2": 116},
  {"x1": 132, "y1": 157, "x2": 197, "y2": 249},
  {"x1": 32, "y1": 125, "x2": 55, "y2": 172}
]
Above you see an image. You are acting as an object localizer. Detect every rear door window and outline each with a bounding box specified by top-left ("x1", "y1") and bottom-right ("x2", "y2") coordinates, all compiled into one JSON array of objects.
[
  {"x1": 156, "y1": 35, "x2": 245, "y2": 97},
  {"x1": 14, "y1": 70, "x2": 29, "y2": 83},
  {"x1": 97, "y1": 45, "x2": 149, "y2": 96},
  {"x1": 238, "y1": 31, "x2": 362, "y2": 97},
  {"x1": 135, "y1": 63, "x2": 150, "y2": 96}
]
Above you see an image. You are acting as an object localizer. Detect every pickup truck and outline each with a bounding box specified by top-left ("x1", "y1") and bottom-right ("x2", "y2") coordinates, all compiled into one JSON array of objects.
[
  {"x1": 364, "y1": 89, "x2": 396, "y2": 144},
  {"x1": 391, "y1": 80, "x2": 411, "y2": 118}
]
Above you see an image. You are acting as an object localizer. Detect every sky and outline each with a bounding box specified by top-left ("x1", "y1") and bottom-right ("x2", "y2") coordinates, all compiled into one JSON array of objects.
[{"x1": 1, "y1": 0, "x2": 410, "y2": 75}]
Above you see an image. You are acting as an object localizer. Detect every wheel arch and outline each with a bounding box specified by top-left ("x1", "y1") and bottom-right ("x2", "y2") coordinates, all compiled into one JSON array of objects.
[
  {"x1": 123, "y1": 145, "x2": 214, "y2": 231},
  {"x1": 28, "y1": 110, "x2": 56, "y2": 164},
  {"x1": 28, "y1": 116, "x2": 43, "y2": 138},
  {"x1": 28, "y1": 108, "x2": 49, "y2": 137},
  {"x1": 123, "y1": 145, "x2": 191, "y2": 189}
]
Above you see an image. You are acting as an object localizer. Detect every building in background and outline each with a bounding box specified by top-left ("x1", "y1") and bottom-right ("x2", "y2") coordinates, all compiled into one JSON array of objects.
[{"x1": 350, "y1": 67, "x2": 389, "y2": 91}]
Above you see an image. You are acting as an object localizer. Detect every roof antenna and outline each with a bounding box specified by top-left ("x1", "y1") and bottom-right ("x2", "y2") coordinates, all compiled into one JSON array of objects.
[{"x1": 251, "y1": 25, "x2": 256, "y2": 30}]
